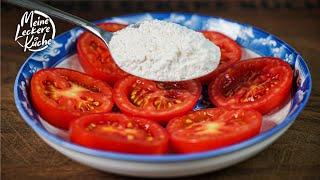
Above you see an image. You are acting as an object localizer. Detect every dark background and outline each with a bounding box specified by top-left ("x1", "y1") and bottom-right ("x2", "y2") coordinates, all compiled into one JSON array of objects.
[{"x1": 1, "y1": 0, "x2": 320, "y2": 179}]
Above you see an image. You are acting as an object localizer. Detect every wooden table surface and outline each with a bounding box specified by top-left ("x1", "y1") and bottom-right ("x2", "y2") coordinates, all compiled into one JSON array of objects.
[{"x1": 1, "y1": 1, "x2": 320, "y2": 179}]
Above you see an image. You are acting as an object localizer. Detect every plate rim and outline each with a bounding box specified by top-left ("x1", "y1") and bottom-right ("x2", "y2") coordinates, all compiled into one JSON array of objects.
[{"x1": 14, "y1": 12, "x2": 312, "y2": 163}]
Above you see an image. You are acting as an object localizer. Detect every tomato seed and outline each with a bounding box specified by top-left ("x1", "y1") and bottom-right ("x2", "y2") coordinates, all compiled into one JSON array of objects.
[
  {"x1": 146, "y1": 137, "x2": 153, "y2": 141},
  {"x1": 174, "y1": 99, "x2": 182, "y2": 104},
  {"x1": 185, "y1": 119, "x2": 193, "y2": 124},
  {"x1": 87, "y1": 123, "x2": 96, "y2": 131},
  {"x1": 127, "y1": 134, "x2": 134, "y2": 140},
  {"x1": 92, "y1": 101, "x2": 100, "y2": 106},
  {"x1": 127, "y1": 122, "x2": 133, "y2": 128}
]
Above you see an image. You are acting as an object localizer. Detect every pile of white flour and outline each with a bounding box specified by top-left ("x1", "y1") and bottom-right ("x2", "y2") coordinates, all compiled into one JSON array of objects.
[{"x1": 109, "y1": 20, "x2": 221, "y2": 81}]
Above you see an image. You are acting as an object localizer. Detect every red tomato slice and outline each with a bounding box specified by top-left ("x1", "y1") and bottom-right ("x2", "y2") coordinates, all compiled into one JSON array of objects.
[
  {"x1": 209, "y1": 57, "x2": 293, "y2": 114},
  {"x1": 70, "y1": 113, "x2": 169, "y2": 154},
  {"x1": 198, "y1": 31, "x2": 242, "y2": 84},
  {"x1": 167, "y1": 108, "x2": 262, "y2": 153},
  {"x1": 77, "y1": 23, "x2": 128, "y2": 85},
  {"x1": 30, "y1": 68, "x2": 114, "y2": 129},
  {"x1": 113, "y1": 76, "x2": 202, "y2": 122}
]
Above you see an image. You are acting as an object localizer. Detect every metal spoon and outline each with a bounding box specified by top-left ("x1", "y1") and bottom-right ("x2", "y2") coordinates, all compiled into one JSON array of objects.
[
  {"x1": 6, "y1": 0, "x2": 113, "y2": 47},
  {"x1": 7, "y1": 0, "x2": 220, "y2": 82}
]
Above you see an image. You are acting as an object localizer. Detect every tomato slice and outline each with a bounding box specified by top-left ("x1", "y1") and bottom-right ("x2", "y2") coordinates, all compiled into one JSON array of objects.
[
  {"x1": 167, "y1": 108, "x2": 262, "y2": 153},
  {"x1": 198, "y1": 31, "x2": 242, "y2": 84},
  {"x1": 30, "y1": 68, "x2": 114, "y2": 129},
  {"x1": 209, "y1": 57, "x2": 293, "y2": 114},
  {"x1": 113, "y1": 76, "x2": 202, "y2": 122},
  {"x1": 77, "y1": 23, "x2": 128, "y2": 85},
  {"x1": 70, "y1": 113, "x2": 169, "y2": 154}
]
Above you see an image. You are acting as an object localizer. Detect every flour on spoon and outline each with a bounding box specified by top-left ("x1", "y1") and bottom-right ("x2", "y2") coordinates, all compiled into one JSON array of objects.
[{"x1": 109, "y1": 20, "x2": 221, "y2": 81}]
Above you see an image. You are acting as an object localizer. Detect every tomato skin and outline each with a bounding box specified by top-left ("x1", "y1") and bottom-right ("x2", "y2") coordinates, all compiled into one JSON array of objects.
[
  {"x1": 30, "y1": 68, "x2": 114, "y2": 129},
  {"x1": 77, "y1": 23, "x2": 128, "y2": 85},
  {"x1": 113, "y1": 76, "x2": 202, "y2": 122},
  {"x1": 209, "y1": 57, "x2": 293, "y2": 114},
  {"x1": 167, "y1": 108, "x2": 262, "y2": 153},
  {"x1": 198, "y1": 31, "x2": 242, "y2": 84},
  {"x1": 70, "y1": 113, "x2": 169, "y2": 154}
]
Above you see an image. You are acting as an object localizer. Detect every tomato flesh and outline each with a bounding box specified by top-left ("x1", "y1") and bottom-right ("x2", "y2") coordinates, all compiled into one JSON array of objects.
[
  {"x1": 198, "y1": 31, "x2": 242, "y2": 84},
  {"x1": 30, "y1": 68, "x2": 114, "y2": 129},
  {"x1": 167, "y1": 108, "x2": 262, "y2": 153},
  {"x1": 70, "y1": 113, "x2": 168, "y2": 154},
  {"x1": 77, "y1": 23, "x2": 128, "y2": 84},
  {"x1": 113, "y1": 76, "x2": 201, "y2": 122},
  {"x1": 209, "y1": 57, "x2": 293, "y2": 114}
]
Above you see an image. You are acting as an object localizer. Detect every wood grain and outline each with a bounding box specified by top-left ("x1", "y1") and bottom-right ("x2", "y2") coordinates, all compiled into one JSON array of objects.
[{"x1": 1, "y1": 1, "x2": 320, "y2": 179}]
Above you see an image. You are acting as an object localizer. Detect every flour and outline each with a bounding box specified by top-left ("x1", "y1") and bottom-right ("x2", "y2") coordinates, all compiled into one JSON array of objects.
[{"x1": 109, "y1": 20, "x2": 221, "y2": 81}]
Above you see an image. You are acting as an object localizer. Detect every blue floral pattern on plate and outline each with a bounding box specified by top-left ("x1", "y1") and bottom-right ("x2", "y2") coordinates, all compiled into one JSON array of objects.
[{"x1": 14, "y1": 13, "x2": 311, "y2": 162}]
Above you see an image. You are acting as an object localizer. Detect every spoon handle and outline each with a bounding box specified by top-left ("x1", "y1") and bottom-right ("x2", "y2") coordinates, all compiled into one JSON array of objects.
[{"x1": 6, "y1": 0, "x2": 112, "y2": 44}]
